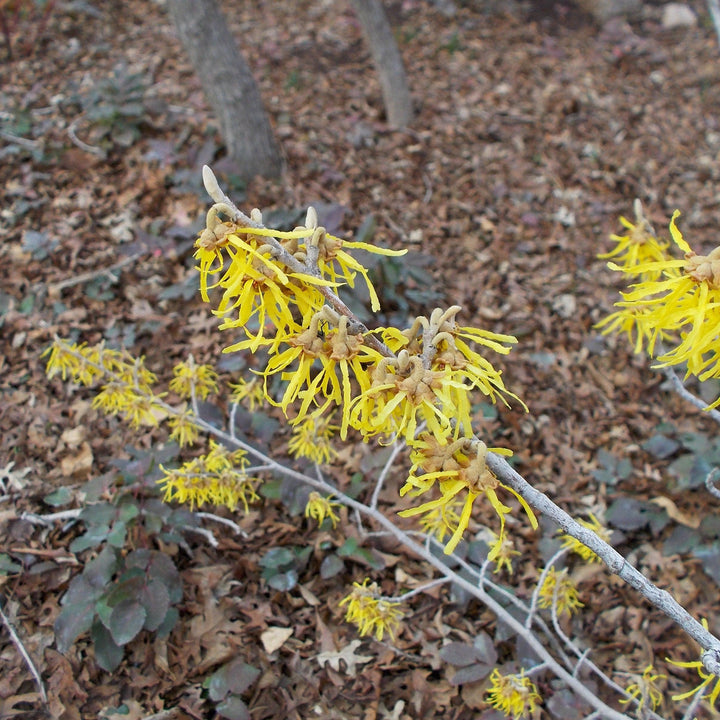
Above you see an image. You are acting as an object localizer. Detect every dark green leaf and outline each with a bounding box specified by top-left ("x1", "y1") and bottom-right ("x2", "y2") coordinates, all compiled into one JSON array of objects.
[
  {"x1": 156, "y1": 607, "x2": 179, "y2": 638},
  {"x1": 265, "y1": 569, "x2": 298, "y2": 592},
  {"x1": 450, "y1": 662, "x2": 493, "y2": 686},
  {"x1": 108, "y1": 598, "x2": 146, "y2": 645},
  {"x1": 216, "y1": 695, "x2": 250, "y2": 720},
  {"x1": 208, "y1": 659, "x2": 260, "y2": 701},
  {"x1": 0, "y1": 554, "x2": 22, "y2": 574},
  {"x1": 693, "y1": 543, "x2": 720, "y2": 587},
  {"x1": 44, "y1": 487, "x2": 73, "y2": 507},
  {"x1": 83, "y1": 546, "x2": 119, "y2": 588},
  {"x1": 678, "y1": 432, "x2": 712, "y2": 455},
  {"x1": 92, "y1": 620, "x2": 124, "y2": 671},
  {"x1": 55, "y1": 600, "x2": 96, "y2": 652},
  {"x1": 260, "y1": 547, "x2": 295, "y2": 569},
  {"x1": 642, "y1": 434, "x2": 680, "y2": 459},
  {"x1": 606, "y1": 498, "x2": 664, "y2": 532},
  {"x1": 140, "y1": 579, "x2": 170, "y2": 631},
  {"x1": 320, "y1": 554, "x2": 345, "y2": 579},
  {"x1": 668, "y1": 454, "x2": 710, "y2": 490},
  {"x1": 439, "y1": 641, "x2": 481, "y2": 667},
  {"x1": 700, "y1": 514, "x2": 720, "y2": 540},
  {"x1": 70, "y1": 527, "x2": 110, "y2": 553},
  {"x1": 663, "y1": 525, "x2": 700, "y2": 555},
  {"x1": 106, "y1": 521, "x2": 127, "y2": 548}
]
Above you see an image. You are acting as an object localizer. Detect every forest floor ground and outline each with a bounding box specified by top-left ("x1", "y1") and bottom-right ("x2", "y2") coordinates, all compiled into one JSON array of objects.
[{"x1": 2, "y1": 1, "x2": 720, "y2": 718}]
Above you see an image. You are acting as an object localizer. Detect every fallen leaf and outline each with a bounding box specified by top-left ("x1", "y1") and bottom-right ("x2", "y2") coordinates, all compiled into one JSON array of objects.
[
  {"x1": 650, "y1": 496, "x2": 701, "y2": 529},
  {"x1": 60, "y1": 441, "x2": 93, "y2": 478},
  {"x1": 316, "y1": 639, "x2": 373, "y2": 678},
  {"x1": 260, "y1": 626, "x2": 293, "y2": 654}
]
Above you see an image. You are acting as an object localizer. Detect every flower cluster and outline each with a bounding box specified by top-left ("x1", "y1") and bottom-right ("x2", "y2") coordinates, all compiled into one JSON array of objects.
[
  {"x1": 620, "y1": 665, "x2": 666, "y2": 714},
  {"x1": 229, "y1": 377, "x2": 265, "y2": 411},
  {"x1": 169, "y1": 357, "x2": 218, "y2": 400},
  {"x1": 537, "y1": 566, "x2": 584, "y2": 617},
  {"x1": 45, "y1": 338, "x2": 164, "y2": 429},
  {"x1": 399, "y1": 433, "x2": 537, "y2": 555},
  {"x1": 339, "y1": 579, "x2": 403, "y2": 641},
  {"x1": 289, "y1": 411, "x2": 339, "y2": 465},
  {"x1": 351, "y1": 306, "x2": 523, "y2": 444},
  {"x1": 599, "y1": 208, "x2": 720, "y2": 406},
  {"x1": 597, "y1": 199, "x2": 669, "y2": 279},
  {"x1": 159, "y1": 441, "x2": 261, "y2": 512},
  {"x1": 304, "y1": 492, "x2": 341, "y2": 528},
  {"x1": 558, "y1": 514, "x2": 611, "y2": 564},
  {"x1": 192, "y1": 194, "x2": 528, "y2": 555},
  {"x1": 486, "y1": 668, "x2": 541, "y2": 719},
  {"x1": 196, "y1": 204, "x2": 403, "y2": 352}
]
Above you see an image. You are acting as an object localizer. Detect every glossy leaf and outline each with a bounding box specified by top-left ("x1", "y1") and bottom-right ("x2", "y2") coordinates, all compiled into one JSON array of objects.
[{"x1": 108, "y1": 598, "x2": 146, "y2": 646}]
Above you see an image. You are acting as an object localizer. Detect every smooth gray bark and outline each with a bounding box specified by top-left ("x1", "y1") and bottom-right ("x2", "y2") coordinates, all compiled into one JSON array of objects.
[
  {"x1": 167, "y1": 0, "x2": 283, "y2": 182},
  {"x1": 349, "y1": 0, "x2": 413, "y2": 128}
]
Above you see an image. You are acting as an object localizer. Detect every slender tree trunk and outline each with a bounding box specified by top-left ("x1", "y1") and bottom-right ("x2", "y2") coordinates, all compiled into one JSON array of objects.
[
  {"x1": 166, "y1": 0, "x2": 283, "y2": 182},
  {"x1": 349, "y1": 0, "x2": 413, "y2": 128}
]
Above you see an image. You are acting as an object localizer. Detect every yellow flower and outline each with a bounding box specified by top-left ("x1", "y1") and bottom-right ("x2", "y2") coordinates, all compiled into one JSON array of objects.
[
  {"x1": 486, "y1": 668, "x2": 541, "y2": 719},
  {"x1": 417, "y1": 498, "x2": 464, "y2": 542},
  {"x1": 339, "y1": 579, "x2": 403, "y2": 641},
  {"x1": 489, "y1": 532, "x2": 521, "y2": 575},
  {"x1": 348, "y1": 350, "x2": 459, "y2": 443},
  {"x1": 92, "y1": 381, "x2": 136, "y2": 414},
  {"x1": 619, "y1": 665, "x2": 666, "y2": 714},
  {"x1": 600, "y1": 211, "x2": 720, "y2": 405},
  {"x1": 195, "y1": 221, "x2": 335, "y2": 353},
  {"x1": 167, "y1": 405, "x2": 201, "y2": 447},
  {"x1": 228, "y1": 377, "x2": 265, "y2": 411},
  {"x1": 299, "y1": 220, "x2": 406, "y2": 312},
  {"x1": 304, "y1": 492, "x2": 342, "y2": 528},
  {"x1": 258, "y1": 310, "x2": 383, "y2": 438},
  {"x1": 668, "y1": 621, "x2": 720, "y2": 711},
  {"x1": 598, "y1": 199, "x2": 670, "y2": 278},
  {"x1": 360, "y1": 307, "x2": 523, "y2": 442},
  {"x1": 120, "y1": 392, "x2": 165, "y2": 429},
  {"x1": 44, "y1": 339, "x2": 105, "y2": 385},
  {"x1": 289, "y1": 411, "x2": 339, "y2": 464},
  {"x1": 159, "y1": 443, "x2": 261, "y2": 513},
  {"x1": 169, "y1": 357, "x2": 219, "y2": 400},
  {"x1": 398, "y1": 434, "x2": 537, "y2": 555},
  {"x1": 558, "y1": 513, "x2": 611, "y2": 563},
  {"x1": 537, "y1": 567, "x2": 584, "y2": 617}
]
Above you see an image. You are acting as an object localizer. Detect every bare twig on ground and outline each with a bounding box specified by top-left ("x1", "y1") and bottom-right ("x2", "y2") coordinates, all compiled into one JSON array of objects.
[{"x1": 0, "y1": 599, "x2": 49, "y2": 706}]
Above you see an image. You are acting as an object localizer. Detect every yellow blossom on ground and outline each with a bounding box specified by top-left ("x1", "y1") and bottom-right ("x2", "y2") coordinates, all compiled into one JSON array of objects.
[
  {"x1": 619, "y1": 665, "x2": 666, "y2": 714},
  {"x1": 228, "y1": 377, "x2": 265, "y2": 411},
  {"x1": 598, "y1": 199, "x2": 670, "y2": 278},
  {"x1": 558, "y1": 514, "x2": 611, "y2": 563},
  {"x1": 486, "y1": 668, "x2": 541, "y2": 719},
  {"x1": 288, "y1": 411, "x2": 339, "y2": 464},
  {"x1": 399, "y1": 434, "x2": 536, "y2": 555},
  {"x1": 169, "y1": 357, "x2": 219, "y2": 400},
  {"x1": 339, "y1": 579, "x2": 403, "y2": 641},
  {"x1": 537, "y1": 566, "x2": 584, "y2": 617},
  {"x1": 304, "y1": 492, "x2": 342, "y2": 528}
]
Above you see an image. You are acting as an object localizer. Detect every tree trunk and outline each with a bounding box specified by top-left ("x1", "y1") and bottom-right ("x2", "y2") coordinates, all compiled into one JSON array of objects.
[
  {"x1": 349, "y1": 0, "x2": 413, "y2": 128},
  {"x1": 166, "y1": 0, "x2": 283, "y2": 182}
]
